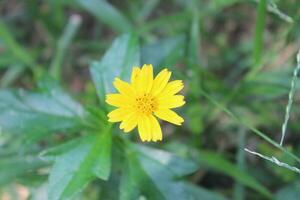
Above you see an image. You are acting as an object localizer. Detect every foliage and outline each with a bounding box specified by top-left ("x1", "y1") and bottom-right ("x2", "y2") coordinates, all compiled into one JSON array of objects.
[{"x1": 1, "y1": 0, "x2": 300, "y2": 199}]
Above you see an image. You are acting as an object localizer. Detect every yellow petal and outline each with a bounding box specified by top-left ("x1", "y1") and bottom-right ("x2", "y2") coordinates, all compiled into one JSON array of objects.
[
  {"x1": 158, "y1": 95, "x2": 185, "y2": 109},
  {"x1": 113, "y1": 78, "x2": 136, "y2": 98},
  {"x1": 106, "y1": 94, "x2": 132, "y2": 107},
  {"x1": 138, "y1": 115, "x2": 153, "y2": 142},
  {"x1": 107, "y1": 108, "x2": 131, "y2": 122},
  {"x1": 151, "y1": 69, "x2": 171, "y2": 96},
  {"x1": 158, "y1": 80, "x2": 184, "y2": 98},
  {"x1": 136, "y1": 64, "x2": 153, "y2": 94},
  {"x1": 120, "y1": 112, "x2": 138, "y2": 133},
  {"x1": 149, "y1": 115, "x2": 162, "y2": 142},
  {"x1": 154, "y1": 109, "x2": 184, "y2": 125},
  {"x1": 131, "y1": 67, "x2": 141, "y2": 84}
]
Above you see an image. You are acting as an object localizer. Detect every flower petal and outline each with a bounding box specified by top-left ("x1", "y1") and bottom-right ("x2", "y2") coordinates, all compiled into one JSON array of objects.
[
  {"x1": 158, "y1": 95, "x2": 185, "y2": 109},
  {"x1": 154, "y1": 109, "x2": 184, "y2": 125},
  {"x1": 151, "y1": 69, "x2": 171, "y2": 96},
  {"x1": 131, "y1": 67, "x2": 141, "y2": 84},
  {"x1": 158, "y1": 80, "x2": 184, "y2": 98},
  {"x1": 106, "y1": 94, "x2": 132, "y2": 107},
  {"x1": 138, "y1": 115, "x2": 151, "y2": 142},
  {"x1": 120, "y1": 112, "x2": 139, "y2": 133},
  {"x1": 107, "y1": 108, "x2": 131, "y2": 122},
  {"x1": 136, "y1": 64, "x2": 153, "y2": 94},
  {"x1": 149, "y1": 115, "x2": 162, "y2": 142},
  {"x1": 113, "y1": 78, "x2": 136, "y2": 98}
]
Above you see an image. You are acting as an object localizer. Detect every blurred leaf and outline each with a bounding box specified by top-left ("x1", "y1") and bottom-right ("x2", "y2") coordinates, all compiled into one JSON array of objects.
[
  {"x1": 48, "y1": 130, "x2": 112, "y2": 200},
  {"x1": 0, "y1": 87, "x2": 86, "y2": 140},
  {"x1": 250, "y1": 0, "x2": 267, "y2": 77},
  {"x1": 0, "y1": 156, "x2": 45, "y2": 186},
  {"x1": 0, "y1": 20, "x2": 35, "y2": 70},
  {"x1": 241, "y1": 69, "x2": 300, "y2": 100},
  {"x1": 120, "y1": 150, "x2": 164, "y2": 200},
  {"x1": 136, "y1": 145, "x2": 199, "y2": 177},
  {"x1": 120, "y1": 144, "x2": 227, "y2": 200},
  {"x1": 50, "y1": 15, "x2": 81, "y2": 81},
  {"x1": 141, "y1": 36, "x2": 185, "y2": 68},
  {"x1": 196, "y1": 151, "x2": 272, "y2": 198},
  {"x1": 75, "y1": 0, "x2": 132, "y2": 32},
  {"x1": 275, "y1": 181, "x2": 300, "y2": 200},
  {"x1": 186, "y1": 103, "x2": 204, "y2": 135},
  {"x1": 0, "y1": 65, "x2": 25, "y2": 87},
  {"x1": 90, "y1": 34, "x2": 140, "y2": 104},
  {"x1": 208, "y1": 0, "x2": 239, "y2": 12},
  {"x1": 40, "y1": 137, "x2": 85, "y2": 161},
  {"x1": 0, "y1": 51, "x2": 18, "y2": 68}
]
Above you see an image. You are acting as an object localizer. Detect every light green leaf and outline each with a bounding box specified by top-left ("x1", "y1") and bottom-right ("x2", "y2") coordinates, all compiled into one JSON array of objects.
[
  {"x1": 136, "y1": 145, "x2": 198, "y2": 177},
  {"x1": 0, "y1": 156, "x2": 45, "y2": 186},
  {"x1": 48, "y1": 130, "x2": 112, "y2": 200},
  {"x1": 0, "y1": 88, "x2": 85, "y2": 140},
  {"x1": 141, "y1": 36, "x2": 185, "y2": 68},
  {"x1": 120, "y1": 151, "x2": 164, "y2": 200},
  {"x1": 120, "y1": 144, "x2": 227, "y2": 200},
  {"x1": 90, "y1": 34, "x2": 140, "y2": 104},
  {"x1": 75, "y1": 0, "x2": 132, "y2": 33},
  {"x1": 275, "y1": 182, "x2": 300, "y2": 200}
]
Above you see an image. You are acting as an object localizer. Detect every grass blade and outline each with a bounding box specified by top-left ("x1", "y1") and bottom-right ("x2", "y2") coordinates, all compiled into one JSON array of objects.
[
  {"x1": 251, "y1": 0, "x2": 267, "y2": 76},
  {"x1": 50, "y1": 15, "x2": 82, "y2": 81}
]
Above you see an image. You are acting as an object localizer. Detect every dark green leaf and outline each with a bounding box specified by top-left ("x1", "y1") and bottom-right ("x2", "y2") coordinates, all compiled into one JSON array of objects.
[{"x1": 196, "y1": 151, "x2": 272, "y2": 198}]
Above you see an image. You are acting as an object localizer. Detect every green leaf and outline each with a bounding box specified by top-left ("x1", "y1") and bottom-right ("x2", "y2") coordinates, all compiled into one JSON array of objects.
[
  {"x1": 196, "y1": 151, "x2": 272, "y2": 198},
  {"x1": 120, "y1": 150, "x2": 164, "y2": 200},
  {"x1": 48, "y1": 130, "x2": 112, "y2": 200},
  {"x1": 141, "y1": 36, "x2": 185, "y2": 68},
  {"x1": 120, "y1": 144, "x2": 227, "y2": 200},
  {"x1": 75, "y1": 0, "x2": 132, "y2": 33},
  {"x1": 0, "y1": 20, "x2": 35, "y2": 69},
  {"x1": 0, "y1": 156, "x2": 45, "y2": 186},
  {"x1": 136, "y1": 145, "x2": 198, "y2": 177},
  {"x1": 275, "y1": 182, "x2": 300, "y2": 200},
  {"x1": 90, "y1": 34, "x2": 140, "y2": 104},
  {"x1": 0, "y1": 88, "x2": 85, "y2": 140}
]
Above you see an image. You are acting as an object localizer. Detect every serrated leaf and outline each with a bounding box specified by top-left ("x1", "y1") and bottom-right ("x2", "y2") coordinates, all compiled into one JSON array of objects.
[
  {"x1": 90, "y1": 34, "x2": 140, "y2": 104},
  {"x1": 48, "y1": 130, "x2": 112, "y2": 200},
  {"x1": 120, "y1": 145, "x2": 227, "y2": 200},
  {"x1": 0, "y1": 88, "x2": 85, "y2": 140},
  {"x1": 120, "y1": 151, "x2": 164, "y2": 200}
]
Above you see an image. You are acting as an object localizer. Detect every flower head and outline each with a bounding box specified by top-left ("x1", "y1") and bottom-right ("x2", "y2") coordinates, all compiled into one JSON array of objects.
[{"x1": 106, "y1": 64, "x2": 185, "y2": 142}]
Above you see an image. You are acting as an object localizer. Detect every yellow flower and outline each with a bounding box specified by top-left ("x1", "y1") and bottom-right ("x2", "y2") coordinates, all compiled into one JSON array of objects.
[{"x1": 106, "y1": 64, "x2": 185, "y2": 142}]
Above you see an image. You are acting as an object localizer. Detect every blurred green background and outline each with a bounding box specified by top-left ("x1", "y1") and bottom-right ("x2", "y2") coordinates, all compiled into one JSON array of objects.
[{"x1": 1, "y1": 0, "x2": 300, "y2": 199}]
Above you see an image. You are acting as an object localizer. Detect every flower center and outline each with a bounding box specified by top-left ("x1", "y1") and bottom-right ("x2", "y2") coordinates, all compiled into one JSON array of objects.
[{"x1": 135, "y1": 93, "x2": 158, "y2": 115}]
